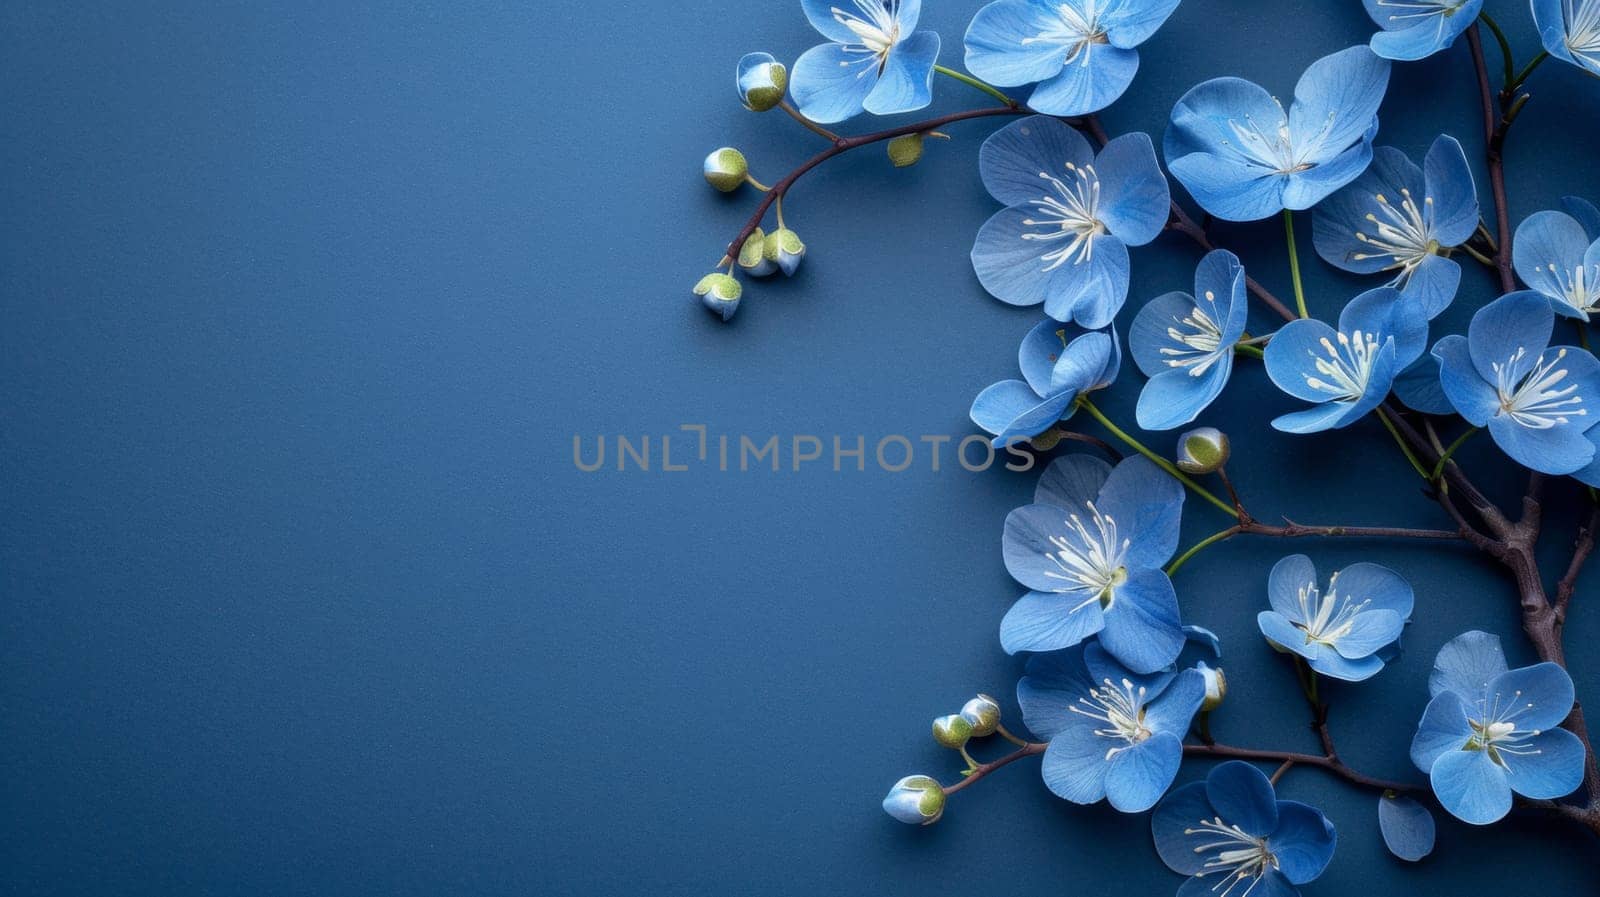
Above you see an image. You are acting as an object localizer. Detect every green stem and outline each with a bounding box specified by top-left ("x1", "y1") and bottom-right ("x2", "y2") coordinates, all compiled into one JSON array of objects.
[
  {"x1": 1479, "y1": 11, "x2": 1516, "y2": 89},
  {"x1": 1166, "y1": 526, "x2": 1242, "y2": 576},
  {"x1": 1376, "y1": 407, "x2": 1431, "y2": 480},
  {"x1": 1076, "y1": 397, "x2": 1239, "y2": 519},
  {"x1": 933, "y1": 65, "x2": 1018, "y2": 108},
  {"x1": 1233, "y1": 343, "x2": 1265, "y2": 360},
  {"x1": 1283, "y1": 210, "x2": 1309, "y2": 318},
  {"x1": 1510, "y1": 51, "x2": 1551, "y2": 90},
  {"x1": 1431, "y1": 426, "x2": 1479, "y2": 481},
  {"x1": 744, "y1": 173, "x2": 771, "y2": 192}
]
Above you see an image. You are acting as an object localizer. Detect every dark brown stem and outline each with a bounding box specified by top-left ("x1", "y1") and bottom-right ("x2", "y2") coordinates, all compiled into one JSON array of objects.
[
  {"x1": 1182, "y1": 743, "x2": 1420, "y2": 794},
  {"x1": 941, "y1": 741, "x2": 1045, "y2": 795},
  {"x1": 1467, "y1": 24, "x2": 1518, "y2": 294}
]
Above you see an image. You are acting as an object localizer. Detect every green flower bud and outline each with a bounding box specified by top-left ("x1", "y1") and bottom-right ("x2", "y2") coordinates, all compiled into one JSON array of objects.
[
  {"x1": 764, "y1": 227, "x2": 806, "y2": 277},
  {"x1": 960, "y1": 694, "x2": 1002, "y2": 737},
  {"x1": 737, "y1": 52, "x2": 788, "y2": 113},
  {"x1": 931, "y1": 713, "x2": 972, "y2": 749},
  {"x1": 882, "y1": 775, "x2": 945, "y2": 825},
  {"x1": 1029, "y1": 428, "x2": 1064, "y2": 451},
  {"x1": 693, "y1": 272, "x2": 742, "y2": 322},
  {"x1": 738, "y1": 228, "x2": 776, "y2": 277},
  {"x1": 1176, "y1": 426, "x2": 1231, "y2": 474},
  {"x1": 1196, "y1": 661, "x2": 1227, "y2": 711},
  {"x1": 703, "y1": 148, "x2": 748, "y2": 193},
  {"x1": 887, "y1": 133, "x2": 924, "y2": 168}
]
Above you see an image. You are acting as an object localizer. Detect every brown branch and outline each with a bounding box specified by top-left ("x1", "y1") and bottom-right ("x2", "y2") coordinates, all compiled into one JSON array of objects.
[
  {"x1": 1467, "y1": 24, "x2": 1518, "y2": 294},
  {"x1": 1181, "y1": 743, "x2": 1420, "y2": 794},
  {"x1": 941, "y1": 741, "x2": 1045, "y2": 795},
  {"x1": 1555, "y1": 505, "x2": 1600, "y2": 617}
]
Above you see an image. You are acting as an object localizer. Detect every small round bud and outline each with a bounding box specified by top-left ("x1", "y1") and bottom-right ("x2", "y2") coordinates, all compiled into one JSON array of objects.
[
  {"x1": 764, "y1": 227, "x2": 806, "y2": 277},
  {"x1": 1028, "y1": 428, "x2": 1063, "y2": 451},
  {"x1": 1176, "y1": 426, "x2": 1231, "y2": 474},
  {"x1": 694, "y1": 272, "x2": 742, "y2": 322},
  {"x1": 882, "y1": 775, "x2": 945, "y2": 825},
  {"x1": 738, "y1": 228, "x2": 777, "y2": 277},
  {"x1": 1196, "y1": 661, "x2": 1227, "y2": 711},
  {"x1": 737, "y1": 52, "x2": 788, "y2": 113},
  {"x1": 931, "y1": 714, "x2": 973, "y2": 749},
  {"x1": 703, "y1": 148, "x2": 748, "y2": 193},
  {"x1": 887, "y1": 133, "x2": 924, "y2": 168},
  {"x1": 959, "y1": 694, "x2": 1002, "y2": 737}
]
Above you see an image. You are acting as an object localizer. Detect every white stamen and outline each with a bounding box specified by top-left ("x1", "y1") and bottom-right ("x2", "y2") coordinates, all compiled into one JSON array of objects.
[
  {"x1": 1040, "y1": 500, "x2": 1130, "y2": 605},
  {"x1": 1493, "y1": 347, "x2": 1587, "y2": 429},
  {"x1": 1021, "y1": 162, "x2": 1106, "y2": 271}
]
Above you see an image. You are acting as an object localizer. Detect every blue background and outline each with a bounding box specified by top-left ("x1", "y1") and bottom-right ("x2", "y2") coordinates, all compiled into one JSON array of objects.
[{"x1": 3, "y1": 1, "x2": 1598, "y2": 894}]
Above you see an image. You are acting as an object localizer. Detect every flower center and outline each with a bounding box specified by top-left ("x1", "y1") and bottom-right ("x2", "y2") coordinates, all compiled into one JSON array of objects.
[
  {"x1": 1300, "y1": 330, "x2": 1384, "y2": 402},
  {"x1": 1292, "y1": 571, "x2": 1371, "y2": 647},
  {"x1": 1545, "y1": 261, "x2": 1600, "y2": 315},
  {"x1": 1220, "y1": 96, "x2": 1329, "y2": 176},
  {"x1": 1565, "y1": 0, "x2": 1600, "y2": 62},
  {"x1": 1493, "y1": 347, "x2": 1587, "y2": 429},
  {"x1": 832, "y1": 1, "x2": 902, "y2": 71},
  {"x1": 1350, "y1": 189, "x2": 1439, "y2": 275},
  {"x1": 1071, "y1": 676, "x2": 1153, "y2": 757},
  {"x1": 1184, "y1": 817, "x2": 1278, "y2": 896},
  {"x1": 1160, "y1": 293, "x2": 1227, "y2": 377},
  {"x1": 1021, "y1": 162, "x2": 1106, "y2": 272},
  {"x1": 1041, "y1": 500, "x2": 1130, "y2": 605},
  {"x1": 1465, "y1": 687, "x2": 1543, "y2": 769},
  {"x1": 1375, "y1": 0, "x2": 1467, "y2": 29},
  {"x1": 1021, "y1": 1, "x2": 1111, "y2": 68}
]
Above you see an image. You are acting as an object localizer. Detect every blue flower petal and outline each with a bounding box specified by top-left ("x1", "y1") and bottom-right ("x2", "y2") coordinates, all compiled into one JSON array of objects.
[
  {"x1": 1377, "y1": 793, "x2": 1436, "y2": 862},
  {"x1": 1265, "y1": 319, "x2": 1344, "y2": 402},
  {"x1": 1136, "y1": 365, "x2": 1232, "y2": 431},
  {"x1": 1050, "y1": 330, "x2": 1116, "y2": 392},
  {"x1": 1578, "y1": 429, "x2": 1600, "y2": 487},
  {"x1": 1084, "y1": 640, "x2": 1176, "y2": 697},
  {"x1": 1287, "y1": 47, "x2": 1389, "y2": 154},
  {"x1": 971, "y1": 379, "x2": 1042, "y2": 436},
  {"x1": 1487, "y1": 397, "x2": 1597, "y2": 474},
  {"x1": 1034, "y1": 453, "x2": 1113, "y2": 508},
  {"x1": 1095, "y1": 132, "x2": 1170, "y2": 246},
  {"x1": 1153, "y1": 781, "x2": 1215, "y2": 874},
  {"x1": 1017, "y1": 645, "x2": 1094, "y2": 739},
  {"x1": 1040, "y1": 715, "x2": 1112, "y2": 803},
  {"x1": 1400, "y1": 252, "x2": 1462, "y2": 320},
  {"x1": 1563, "y1": 195, "x2": 1600, "y2": 240},
  {"x1": 1168, "y1": 152, "x2": 1287, "y2": 222},
  {"x1": 1268, "y1": 554, "x2": 1317, "y2": 624},
  {"x1": 1411, "y1": 690, "x2": 1471, "y2": 772},
  {"x1": 1142, "y1": 668, "x2": 1206, "y2": 736},
  {"x1": 1025, "y1": 43, "x2": 1140, "y2": 117},
  {"x1": 971, "y1": 205, "x2": 1129, "y2": 324},
  {"x1": 980, "y1": 116, "x2": 1098, "y2": 207},
  {"x1": 1105, "y1": 733, "x2": 1183, "y2": 812},
  {"x1": 1533, "y1": 0, "x2": 1583, "y2": 67},
  {"x1": 1466, "y1": 291, "x2": 1553, "y2": 385},
  {"x1": 790, "y1": 42, "x2": 880, "y2": 124},
  {"x1": 1311, "y1": 146, "x2": 1420, "y2": 275},
  {"x1": 1020, "y1": 317, "x2": 1071, "y2": 394},
  {"x1": 1271, "y1": 400, "x2": 1362, "y2": 435},
  {"x1": 1179, "y1": 869, "x2": 1300, "y2": 897},
  {"x1": 992, "y1": 389, "x2": 1080, "y2": 447},
  {"x1": 865, "y1": 30, "x2": 940, "y2": 116},
  {"x1": 1001, "y1": 589, "x2": 1106, "y2": 655},
  {"x1": 1097, "y1": 457, "x2": 1184, "y2": 568},
  {"x1": 1328, "y1": 561, "x2": 1414, "y2": 618},
  {"x1": 1434, "y1": 334, "x2": 1500, "y2": 426},
  {"x1": 1424, "y1": 135, "x2": 1479, "y2": 246},
  {"x1": 1369, "y1": 3, "x2": 1478, "y2": 61},
  {"x1": 1101, "y1": 0, "x2": 1182, "y2": 48},
  {"x1": 1130, "y1": 291, "x2": 1203, "y2": 376},
  {"x1": 1394, "y1": 355, "x2": 1454, "y2": 414},
  {"x1": 1045, "y1": 237, "x2": 1130, "y2": 328},
  {"x1": 1258, "y1": 611, "x2": 1317, "y2": 661},
  {"x1": 1205, "y1": 761, "x2": 1279, "y2": 838},
  {"x1": 1101, "y1": 568, "x2": 1183, "y2": 673},
  {"x1": 801, "y1": 0, "x2": 870, "y2": 43},
  {"x1": 1505, "y1": 727, "x2": 1587, "y2": 800},
  {"x1": 1514, "y1": 211, "x2": 1592, "y2": 307},
  {"x1": 964, "y1": 0, "x2": 1071, "y2": 86},
  {"x1": 1332, "y1": 609, "x2": 1404, "y2": 659},
  {"x1": 1271, "y1": 800, "x2": 1338, "y2": 884},
  {"x1": 1307, "y1": 650, "x2": 1387, "y2": 682},
  {"x1": 1431, "y1": 747, "x2": 1512, "y2": 824},
  {"x1": 1282, "y1": 140, "x2": 1377, "y2": 210},
  {"x1": 1165, "y1": 77, "x2": 1284, "y2": 162},
  {"x1": 1004, "y1": 502, "x2": 1092, "y2": 592},
  {"x1": 1428, "y1": 629, "x2": 1507, "y2": 700},
  {"x1": 1487, "y1": 662, "x2": 1576, "y2": 731},
  {"x1": 1341, "y1": 286, "x2": 1427, "y2": 366}
]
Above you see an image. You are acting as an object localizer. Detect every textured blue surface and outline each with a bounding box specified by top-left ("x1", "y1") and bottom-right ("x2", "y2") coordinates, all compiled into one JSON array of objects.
[{"x1": 3, "y1": 2, "x2": 1599, "y2": 894}]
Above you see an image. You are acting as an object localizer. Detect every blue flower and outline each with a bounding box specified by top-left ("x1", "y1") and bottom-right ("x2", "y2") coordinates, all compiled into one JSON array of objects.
[
  {"x1": 1534, "y1": 0, "x2": 1600, "y2": 77},
  {"x1": 1256, "y1": 554, "x2": 1413, "y2": 682},
  {"x1": 971, "y1": 318, "x2": 1122, "y2": 446},
  {"x1": 1164, "y1": 47, "x2": 1391, "y2": 222},
  {"x1": 1512, "y1": 207, "x2": 1600, "y2": 320},
  {"x1": 1130, "y1": 249, "x2": 1249, "y2": 431},
  {"x1": 1017, "y1": 643, "x2": 1205, "y2": 812},
  {"x1": 963, "y1": 0, "x2": 1182, "y2": 116},
  {"x1": 972, "y1": 116, "x2": 1170, "y2": 327},
  {"x1": 790, "y1": 0, "x2": 941, "y2": 123},
  {"x1": 1434, "y1": 291, "x2": 1600, "y2": 474},
  {"x1": 1153, "y1": 762, "x2": 1337, "y2": 897},
  {"x1": 1000, "y1": 453, "x2": 1185, "y2": 673},
  {"x1": 1264, "y1": 287, "x2": 1428, "y2": 433},
  {"x1": 1312, "y1": 135, "x2": 1479, "y2": 320},
  {"x1": 1410, "y1": 630, "x2": 1586, "y2": 824},
  {"x1": 1363, "y1": 0, "x2": 1483, "y2": 60}
]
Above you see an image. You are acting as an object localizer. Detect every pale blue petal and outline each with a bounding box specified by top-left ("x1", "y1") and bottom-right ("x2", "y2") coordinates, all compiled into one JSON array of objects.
[
  {"x1": 790, "y1": 42, "x2": 879, "y2": 124},
  {"x1": 1178, "y1": 869, "x2": 1299, "y2": 897},
  {"x1": 1165, "y1": 77, "x2": 1284, "y2": 162},
  {"x1": 1105, "y1": 733, "x2": 1183, "y2": 812},
  {"x1": 1017, "y1": 645, "x2": 1094, "y2": 739},
  {"x1": 1168, "y1": 152, "x2": 1286, "y2": 222},
  {"x1": 1268, "y1": 555, "x2": 1318, "y2": 624},
  {"x1": 801, "y1": 0, "x2": 867, "y2": 43},
  {"x1": 1288, "y1": 47, "x2": 1390, "y2": 158},
  {"x1": 865, "y1": 31, "x2": 940, "y2": 116},
  {"x1": 1034, "y1": 452, "x2": 1113, "y2": 508},
  {"x1": 1020, "y1": 317, "x2": 1072, "y2": 395},
  {"x1": 1311, "y1": 146, "x2": 1418, "y2": 274},
  {"x1": 1097, "y1": 456, "x2": 1184, "y2": 568},
  {"x1": 1411, "y1": 691, "x2": 1471, "y2": 772},
  {"x1": 1399, "y1": 252, "x2": 1462, "y2": 320},
  {"x1": 964, "y1": 0, "x2": 1071, "y2": 86},
  {"x1": 1341, "y1": 285, "x2": 1426, "y2": 364},
  {"x1": 1487, "y1": 662, "x2": 1576, "y2": 731},
  {"x1": 980, "y1": 116, "x2": 1097, "y2": 207},
  {"x1": 1199, "y1": 248, "x2": 1251, "y2": 340},
  {"x1": 1095, "y1": 132, "x2": 1171, "y2": 246},
  {"x1": 1259, "y1": 611, "x2": 1318, "y2": 661},
  {"x1": 1101, "y1": 568, "x2": 1183, "y2": 673},
  {"x1": 1328, "y1": 561, "x2": 1414, "y2": 617},
  {"x1": 1378, "y1": 793, "x2": 1435, "y2": 862},
  {"x1": 1085, "y1": 641, "x2": 1175, "y2": 696},
  {"x1": 1271, "y1": 800, "x2": 1338, "y2": 884},
  {"x1": 1533, "y1": 0, "x2": 1579, "y2": 64},
  {"x1": 1050, "y1": 330, "x2": 1116, "y2": 392},
  {"x1": 1282, "y1": 140, "x2": 1377, "y2": 210},
  {"x1": 971, "y1": 379, "x2": 1043, "y2": 435},
  {"x1": 1102, "y1": 0, "x2": 1183, "y2": 47},
  {"x1": 1434, "y1": 334, "x2": 1500, "y2": 426},
  {"x1": 1563, "y1": 195, "x2": 1600, "y2": 241},
  {"x1": 993, "y1": 391, "x2": 1080, "y2": 446},
  {"x1": 1265, "y1": 319, "x2": 1343, "y2": 402},
  {"x1": 1205, "y1": 761, "x2": 1279, "y2": 838},
  {"x1": 1130, "y1": 291, "x2": 1203, "y2": 376},
  {"x1": 895, "y1": 0, "x2": 922, "y2": 34},
  {"x1": 972, "y1": 206, "x2": 1128, "y2": 320},
  {"x1": 1394, "y1": 355, "x2": 1454, "y2": 414},
  {"x1": 1487, "y1": 405, "x2": 1596, "y2": 474},
  {"x1": 1142, "y1": 668, "x2": 1206, "y2": 736},
  {"x1": 1431, "y1": 748, "x2": 1512, "y2": 824},
  {"x1": 1578, "y1": 429, "x2": 1600, "y2": 487},
  {"x1": 1001, "y1": 589, "x2": 1106, "y2": 654},
  {"x1": 1043, "y1": 235, "x2": 1130, "y2": 328},
  {"x1": 1040, "y1": 718, "x2": 1111, "y2": 803},
  {"x1": 1505, "y1": 728, "x2": 1587, "y2": 799},
  {"x1": 1136, "y1": 365, "x2": 1231, "y2": 431},
  {"x1": 1333, "y1": 609, "x2": 1404, "y2": 659},
  {"x1": 1026, "y1": 44, "x2": 1140, "y2": 117},
  {"x1": 1272, "y1": 401, "x2": 1362, "y2": 435},
  {"x1": 1004, "y1": 503, "x2": 1093, "y2": 592},
  {"x1": 1428, "y1": 630, "x2": 1507, "y2": 700},
  {"x1": 1370, "y1": 10, "x2": 1471, "y2": 61},
  {"x1": 1514, "y1": 211, "x2": 1591, "y2": 305},
  {"x1": 1466, "y1": 291, "x2": 1552, "y2": 385},
  {"x1": 1153, "y1": 782, "x2": 1214, "y2": 874},
  {"x1": 1308, "y1": 650, "x2": 1386, "y2": 682},
  {"x1": 1424, "y1": 134, "x2": 1479, "y2": 246}
]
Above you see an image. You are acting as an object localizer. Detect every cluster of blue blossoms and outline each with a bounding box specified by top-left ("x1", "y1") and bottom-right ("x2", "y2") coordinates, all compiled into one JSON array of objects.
[{"x1": 710, "y1": 0, "x2": 1600, "y2": 891}]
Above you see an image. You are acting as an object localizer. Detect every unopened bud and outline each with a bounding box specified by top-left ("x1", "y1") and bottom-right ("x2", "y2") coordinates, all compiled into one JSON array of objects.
[
  {"x1": 1196, "y1": 661, "x2": 1227, "y2": 710},
  {"x1": 960, "y1": 694, "x2": 1002, "y2": 737},
  {"x1": 703, "y1": 148, "x2": 748, "y2": 193},
  {"x1": 932, "y1": 714, "x2": 972, "y2": 749},
  {"x1": 765, "y1": 227, "x2": 805, "y2": 277},
  {"x1": 738, "y1": 228, "x2": 776, "y2": 277},
  {"x1": 882, "y1": 775, "x2": 945, "y2": 825},
  {"x1": 694, "y1": 272, "x2": 742, "y2": 322},
  {"x1": 737, "y1": 52, "x2": 788, "y2": 112},
  {"x1": 887, "y1": 133, "x2": 925, "y2": 168},
  {"x1": 1176, "y1": 426, "x2": 1231, "y2": 474}
]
